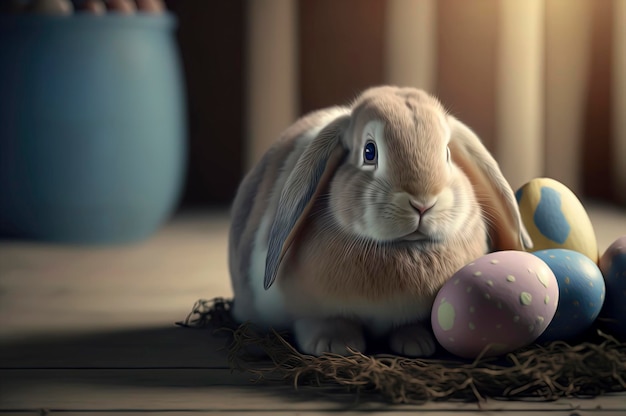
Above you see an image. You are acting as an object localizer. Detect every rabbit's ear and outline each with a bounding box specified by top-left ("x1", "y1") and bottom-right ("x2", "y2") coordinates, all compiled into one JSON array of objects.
[
  {"x1": 447, "y1": 116, "x2": 532, "y2": 252},
  {"x1": 264, "y1": 115, "x2": 351, "y2": 290}
]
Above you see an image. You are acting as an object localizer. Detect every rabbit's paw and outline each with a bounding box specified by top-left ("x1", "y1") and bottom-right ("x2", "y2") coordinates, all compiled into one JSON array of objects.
[
  {"x1": 294, "y1": 317, "x2": 365, "y2": 356},
  {"x1": 389, "y1": 323, "x2": 437, "y2": 357}
]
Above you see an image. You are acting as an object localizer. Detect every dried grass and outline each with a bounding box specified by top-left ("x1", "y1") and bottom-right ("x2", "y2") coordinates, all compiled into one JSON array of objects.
[{"x1": 178, "y1": 298, "x2": 626, "y2": 404}]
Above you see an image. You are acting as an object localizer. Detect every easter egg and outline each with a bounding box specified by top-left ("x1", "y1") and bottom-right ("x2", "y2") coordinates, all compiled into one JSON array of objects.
[
  {"x1": 598, "y1": 236, "x2": 626, "y2": 339},
  {"x1": 516, "y1": 178, "x2": 599, "y2": 263},
  {"x1": 533, "y1": 249, "x2": 605, "y2": 342},
  {"x1": 432, "y1": 251, "x2": 558, "y2": 359}
]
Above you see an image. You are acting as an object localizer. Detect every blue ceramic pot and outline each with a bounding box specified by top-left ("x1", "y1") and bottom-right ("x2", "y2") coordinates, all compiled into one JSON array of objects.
[{"x1": 0, "y1": 13, "x2": 186, "y2": 244}]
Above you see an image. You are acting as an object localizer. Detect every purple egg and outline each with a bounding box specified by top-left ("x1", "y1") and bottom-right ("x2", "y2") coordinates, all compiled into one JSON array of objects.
[
  {"x1": 599, "y1": 235, "x2": 626, "y2": 339},
  {"x1": 432, "y1": 251, "x2": 559, "y2": 359}
]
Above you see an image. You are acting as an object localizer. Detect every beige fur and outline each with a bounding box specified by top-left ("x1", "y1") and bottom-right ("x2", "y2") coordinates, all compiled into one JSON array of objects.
[{"x1": 228, "y1": 86, "x2": 529, "y2": 357}]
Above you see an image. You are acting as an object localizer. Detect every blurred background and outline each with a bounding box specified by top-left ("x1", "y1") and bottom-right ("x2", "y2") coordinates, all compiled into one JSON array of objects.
[
  {"x1": 166, "y1": 0, "x2": 625, "y2": 209},
  {"x1": 0, "y1": 0, "x2": 624, "y2": 244}
]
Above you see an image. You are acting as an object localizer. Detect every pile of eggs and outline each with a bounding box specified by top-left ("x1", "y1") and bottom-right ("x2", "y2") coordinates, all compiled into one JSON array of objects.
[{"x1": 431, "y1": 177, "x2": 626, "y2": 359}]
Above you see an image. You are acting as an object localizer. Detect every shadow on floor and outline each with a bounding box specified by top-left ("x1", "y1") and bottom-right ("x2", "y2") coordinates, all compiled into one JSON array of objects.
[
  {"x1": 0, "y1": 325, "x2": 232, "y2": 370},
  {"x1": 0, "y1": 325, "x2": 392, "y2": 407}
]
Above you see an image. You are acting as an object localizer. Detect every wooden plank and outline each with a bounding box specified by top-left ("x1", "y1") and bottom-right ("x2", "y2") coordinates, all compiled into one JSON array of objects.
[
  {"x1": 1, "y1": 369, "x2": 625, "y2": 413},
  {"x1": 0, "y1": 212, "x2": 232, "y2": 334},
  {"x1": 0, "y1": 212, "x2": 234, "y2": 369},
  {"x1": 0, "y1": 413, "x2": 40, "y2": 416},
  {"x1": 0, "y1": 326, "x2": 233, "y2": 369}
]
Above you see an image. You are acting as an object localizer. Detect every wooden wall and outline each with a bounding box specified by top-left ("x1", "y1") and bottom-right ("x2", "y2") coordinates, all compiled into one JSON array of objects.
[
  {"x1": 164, "y1": 0, "x2": 247, "y2": 206},
  {"x1": 166, "y1": 0, "x2": 619, "y2": 207}
]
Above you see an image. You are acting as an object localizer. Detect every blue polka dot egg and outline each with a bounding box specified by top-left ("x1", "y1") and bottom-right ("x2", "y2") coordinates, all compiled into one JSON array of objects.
[
  {"x1": 431, "y1": 251, "x2": 559, "y2": 359},
  {"x1": 533, "y1": 249, "x2": 605, "y2": 342},
  {"x1": 516, "y1": 178, "x2": 599, "y2": 263}
]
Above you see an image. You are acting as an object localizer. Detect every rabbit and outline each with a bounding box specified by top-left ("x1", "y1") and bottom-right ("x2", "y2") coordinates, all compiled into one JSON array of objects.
[{"x1": 228, "y1": 86, "x2": 531, "y2": 357}]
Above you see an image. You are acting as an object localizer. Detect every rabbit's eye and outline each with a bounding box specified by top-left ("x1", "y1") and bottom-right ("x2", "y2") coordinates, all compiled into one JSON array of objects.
[{"x1": 363, "y1": 141, "x2": 377, "y2": 165}]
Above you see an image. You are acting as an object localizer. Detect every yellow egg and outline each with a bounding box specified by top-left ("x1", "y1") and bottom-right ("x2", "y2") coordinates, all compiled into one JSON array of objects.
[{"x1": 516, "y1": 178, "x2": 598, "y2": 263}]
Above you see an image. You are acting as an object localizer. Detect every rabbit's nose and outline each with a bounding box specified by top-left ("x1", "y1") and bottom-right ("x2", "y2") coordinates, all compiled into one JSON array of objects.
[{"x1": 409, "y1": 199, "x2": 436, "y2": 216}]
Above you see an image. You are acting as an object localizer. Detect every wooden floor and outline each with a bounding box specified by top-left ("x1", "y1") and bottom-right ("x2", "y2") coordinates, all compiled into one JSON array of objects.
[{"x1": 1, "y1": 204, "x2": 626, "y2": 415}]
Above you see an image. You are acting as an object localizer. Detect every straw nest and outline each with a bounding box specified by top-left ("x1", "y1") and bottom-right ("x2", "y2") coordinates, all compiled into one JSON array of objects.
[{"x1": 178, "y1": 298, "x2": 626, "y2": 404}]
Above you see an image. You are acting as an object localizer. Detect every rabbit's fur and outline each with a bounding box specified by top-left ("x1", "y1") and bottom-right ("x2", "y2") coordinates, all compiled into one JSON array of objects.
[{"x1": 228, "y1": 86, "x2": 530, "y2": 357}]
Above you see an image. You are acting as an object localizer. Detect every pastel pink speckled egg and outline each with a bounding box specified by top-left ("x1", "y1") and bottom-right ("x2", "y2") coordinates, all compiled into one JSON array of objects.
[{"x1": 431, "y1": 251, "x2": 559, "y2": 359}]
